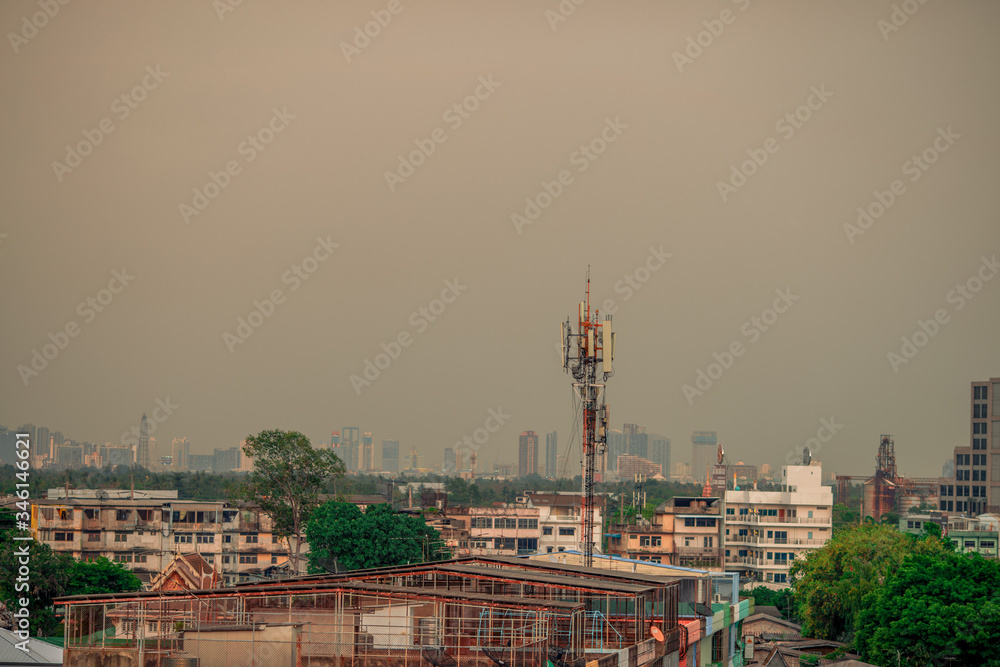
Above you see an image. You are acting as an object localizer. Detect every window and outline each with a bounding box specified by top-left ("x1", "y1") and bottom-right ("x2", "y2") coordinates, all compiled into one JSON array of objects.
[
  {"x1": 174, "y1": 533, "x2": 192, "y2": 543},
  {"x1": 974, "y1": 404, "x2": 987, "y2": 418},
  {"x1": 684, "y1": 518, "x2": 694, "y2": 527},
  {"x1": 116, "y1": 509, "x2": 130, "y2": 521},
  {"x1": 517, "y1": 518, "x2": 538, "y2": 529},
  {"x1": 558, "y1": 527, "x2": 575, "y2": 536},
  {"x1": 497, "y1": 518, "x2": 518, "y2": 530},
  {"x1": 546, "y1": 547, "x2": 553, "y2": 553},
  {"x1": 243, "y1": 533, "x2": 258, "y2": 543},
  {"x1": 542, "y1": 527, "x2": 553, "y2": 535},
  {"x1": 87, "y1": 532, "x2": 100, "y2": 542},
  {"x1": 981, "y1": 541, "x2": 995, "y2": 548},
  {"x1": 239, "y1": 555, "x2": 257, "y2": 564},
  {"x1": 114, "y1": 553, "x2": 132, "y2": 563},
  {"x1": 739, "y1": 508, "x2": 749, "y2": 515},
  {"x1": 773, "y1": 573, "x2": 787, "y2": 583},
  {"x1": 652, "y1": 536, "x2": 661, "y2": 547},
  {"x1": 808, "y1": 531, "x2": 813, "y2": 540},
  {"x1": 703, "y1": 536, "x2": 714, "y2": 548},
  {"x1": 470, "y1": 517, "x2": 492, "y2": 529},
  {"x1": 114, "y1": 532, "x2": 128, "y2": 542},
  {"x1": 974, "y1": 421, "x2": 987, "y2": 434},
  {"x1": 272, "y1": 535, "x2": 281, "y2": 543},
  {"x1": 135, "y1": 554, "x2": 147, "y2": 563},
  {"x1": 495, "y1": 537, "x2": 516, "y2": 551},
  {"x1": 223, "y1": 535, "x2": 232, "y2": 543},
  {"x1": 223, "y1": 556, "x2": 230, "y2": 564},
  {"x1": 471, "y1": 540, "x2": 488, "y2": 549},
  {"x1": 640, "y1": 536, "x2": 651, "y2": 547},
  {"x1": 712, "y1": 631, "x2": 724, "y2": 663},
  {"x1": 196, "y1": 534, "x2": 215, "y2": 544},
  {"x1": 726, "y1": 508, "x2": 734, "y2": 515},
  {"x1": 54, "y1": 532, "x2": 73, "y2": 541},
  {"x1": 271, "y1": 556, "x2": 278, "y2": 564},
  {"x1": 738, "y1": 549, "x2": 747, "y2": 557},
  {"x1": 974, "y1": 438, "x2": 987, "y2": 450},
  {"x1": 808, "y1": 510, "x2": 813, "y2": 518},
  {"x1": 964, "y1": 541, "x2": 976, "y2": 548}
]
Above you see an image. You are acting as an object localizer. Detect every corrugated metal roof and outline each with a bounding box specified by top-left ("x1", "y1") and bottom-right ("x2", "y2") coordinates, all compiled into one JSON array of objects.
[{"x1": 0, "y1": 629, "x2": 62, "y2": 666}]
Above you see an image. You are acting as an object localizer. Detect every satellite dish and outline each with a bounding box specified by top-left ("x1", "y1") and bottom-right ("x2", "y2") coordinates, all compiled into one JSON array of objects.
[
  {"x1": 96, "y1": 490, "x2": 110, "y2": 501},
  {"x1": 717, "y1": 444, "x2": 724, "y2": 464},
  {"x1": 693, "y1": 602, "x2": 714, "y2": 617},
  {"x1": 802, "y1": 447, "x2": 811, "y2": 465},
  {"x1": 650, "y1": 626, "x2": 665, "y2": 642},
  {"x1": 548, "y1": 555, "x2": 558, "y2": 563}
]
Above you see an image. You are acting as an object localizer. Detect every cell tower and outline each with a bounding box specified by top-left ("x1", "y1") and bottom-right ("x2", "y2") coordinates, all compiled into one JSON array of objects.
[{"x1": 561, "y1": 272, "x2": 615, "y2": 567}]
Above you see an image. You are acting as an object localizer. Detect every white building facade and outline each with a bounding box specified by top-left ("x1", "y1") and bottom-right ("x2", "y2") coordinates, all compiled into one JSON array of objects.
[{"x1": 724, "y1": 464, "x2": 833, "y2": 587}]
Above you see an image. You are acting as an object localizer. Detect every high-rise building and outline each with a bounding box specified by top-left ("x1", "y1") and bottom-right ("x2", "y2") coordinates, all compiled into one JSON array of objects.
[
  {"x1": 408, "y1": 448, "x2": 420, "y2": 470},
  {"x1": 171, "y1": 437, "x2": 190, "y2": 470},
  {"x1": 361, "y1": 432, "x2": 375, "y2": 471},
  {"x1": 606, "y1": 429, "x2": 625, "y2": 470},
  {"x1": 382, "y1": 440, "x2": 399, "y2": 473},
  {"x1": 650, "y1": 435, "x2": 670, "y2": 478},
  {"x1": 0, "y1": 428, "x2": 18, "y2": 465},
  {"x1": 545, "y1": 431, "x2": 558, "y2": 478},
  {"x1": 213, "y1": 446, "x2": 241, "y2": 473},
  {"x1": 18, "y1": 424, "x2": 35, "y2": 460},
  {"x1": 147, "y1": 436, "x2": 159, "y2": 468},
  {"x1": 519, "y1": 431, "x2": 539, "y2": 477},
  {"x1": 444, "y1": 447, "x2": 456, "y2": 472},
  {"x1": 691, "y1": 431, "x2": 718, "y2": 483},
  {"x1": 51, "y1": 431, "x2": 64, "y2": 459},
  {"x1": 629, "y1": 432, "x2": 649, "y2": 460},
  {"x1": 35, "y1": 426, "x2": 49, "y2": 461},
  {"x1": 342, "y1": 427, "x2": 360, "y2": 471},
  {"x1": 939, "y1": 378, "x2": 1000, "y2": 515}
]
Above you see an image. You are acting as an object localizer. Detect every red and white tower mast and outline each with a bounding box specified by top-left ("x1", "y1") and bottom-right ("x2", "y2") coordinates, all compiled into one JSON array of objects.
[{"x1": 562, "y1": 272, "x2": 615, "y2": 568}]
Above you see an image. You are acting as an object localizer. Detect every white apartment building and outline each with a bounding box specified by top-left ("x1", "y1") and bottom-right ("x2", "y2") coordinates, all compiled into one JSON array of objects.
[
  {"x1": 724, "y1": 464, "x2": 833, "y2": 587},
  {"x1": 523, "y1": 492, "x2": 604, "y2": 555}
]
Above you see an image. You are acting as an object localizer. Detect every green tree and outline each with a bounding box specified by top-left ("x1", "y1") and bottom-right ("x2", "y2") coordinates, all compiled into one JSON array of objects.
[
  {"x1": 229, "y1": 429, "x2": 345, "y2": 573},
  {"x1": 0, "y1": 536, "x2": 73, "y2": 635},
  {"x1": 743, "y1": 586, "x2": 796, "y2": 621},
  {"x1": 66, "y1": 557, "x2": 143, "y2": 597},
  {"x1": 305, "y1": 501, "x2": 450, "y2": 572},
  {"x1": 790, "y1": 522, "x2": 948, "y2": 642},
  {"x1": 855, "y1": 551, "x2": 1000, "y2": 666}
]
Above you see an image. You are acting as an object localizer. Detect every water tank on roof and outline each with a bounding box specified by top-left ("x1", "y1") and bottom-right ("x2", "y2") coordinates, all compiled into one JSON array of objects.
[{"x1": 164, "y1": 656, "x2": 199, "y2": 667}]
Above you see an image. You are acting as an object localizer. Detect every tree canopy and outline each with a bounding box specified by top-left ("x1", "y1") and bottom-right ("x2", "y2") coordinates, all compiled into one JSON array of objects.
[
  {"x1": 790, "y1": 521, "x2": 949, "y2": 642},
  {"x1": 855, "y1": 550, "x2": 1000, "y2": 666},
  {"x1": 305, "y1": 501, "x2": 450, "y2": 572},
  {"x1": 229, "y1": 429, "x2": 345, "y2": 573}
]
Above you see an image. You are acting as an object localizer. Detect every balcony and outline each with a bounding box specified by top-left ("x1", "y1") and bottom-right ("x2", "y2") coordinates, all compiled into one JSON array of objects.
[
  {"x1": 726, "y1": 556, "x2": 791, "y2": 568},
  {"x1": 725, "y1": 536, "x2": 825, "y2": 546},
  {"x1": 674, "y1": 546, "x2": 721, "y2": 557},
  {"x1": 725, "y1": 515, "x2": 829, "y2": 525}
]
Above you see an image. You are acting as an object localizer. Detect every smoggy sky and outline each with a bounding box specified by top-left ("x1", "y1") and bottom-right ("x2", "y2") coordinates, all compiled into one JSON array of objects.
[{"x1": 2, "y1": 0, "x2": 998, "y2": 479}]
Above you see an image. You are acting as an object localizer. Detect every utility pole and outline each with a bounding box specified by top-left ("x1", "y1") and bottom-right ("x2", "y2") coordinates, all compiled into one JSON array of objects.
[{"x1": 562, "y1": 271, "x2": 614, "y2": 568}]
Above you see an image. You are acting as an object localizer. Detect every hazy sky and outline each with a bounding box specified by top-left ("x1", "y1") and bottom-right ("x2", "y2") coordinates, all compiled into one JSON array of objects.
[{"x1": 2, "y1": 1, "x2": 999, "y2": 479}]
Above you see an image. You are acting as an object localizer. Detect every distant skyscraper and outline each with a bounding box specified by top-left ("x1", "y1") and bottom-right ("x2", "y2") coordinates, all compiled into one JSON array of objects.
[
  {"x1": 18, "y1": 424, "x2": 35, "y2": 460},
  {"x1": 51, "y1": 431, "x2": 64, "y2": 459},
  {"x1": 939, "y1": 377, "x2": 999, "y2": 515},
  {"x1": 519, "y1": 431, "x2": 539, "y2": 477},
  {"x1": 691, "y1": 431, "x2": 718, "y2": 482},
  {"x1": 545, "y1": 431, "x2": 558, "y2": 478},
  {"x1": 342, "y1": 427, "x2": 360, "y2": 471},
  {"x1": 147, "y1": 436, "x2": 158, "y2": 468},
  {"x1": 35, "y1": 426, "x2": 49, "y2": 461},
  {"x1": 382, "y1": 440, "x2": 399, "y2": 473},
  {"x1": 408, "y1": 448, "x2": 420, "y2": 470},
  {"x1": 171, "y1": 437, "x2": 190, "y2": 470},
  {"x1": 444, "y1": 447, "x2": 456, "y2": 472},
  {"x1": 606, "y1": 429, "x2": 625, "y2": 470},
  {"x1": 362, "y1": 432, "x2": 375, "y2": 471},
  {"x1": 650, "y1": 435, "x2": 670, "y2": 477}
]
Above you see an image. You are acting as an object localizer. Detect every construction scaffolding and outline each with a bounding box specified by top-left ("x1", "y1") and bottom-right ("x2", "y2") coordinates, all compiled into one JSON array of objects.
[{"x1": 58, "y1": 557, "x2": 681, "y2": 667}]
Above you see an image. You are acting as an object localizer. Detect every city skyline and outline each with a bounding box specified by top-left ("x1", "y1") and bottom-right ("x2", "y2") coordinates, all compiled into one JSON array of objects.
[{"x1": 2, "y1": 2, "x2": 999, "y2": 480}]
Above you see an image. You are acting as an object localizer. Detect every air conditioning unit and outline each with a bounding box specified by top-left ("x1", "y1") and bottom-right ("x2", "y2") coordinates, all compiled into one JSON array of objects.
[{"x1": 713, "y1": 594, "x2": 722, "y2": 603}]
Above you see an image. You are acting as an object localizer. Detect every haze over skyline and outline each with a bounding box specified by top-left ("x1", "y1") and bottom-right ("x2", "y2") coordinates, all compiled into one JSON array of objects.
[{"x1": 2, "y1": 1, "x2": 999, "y2": 478}]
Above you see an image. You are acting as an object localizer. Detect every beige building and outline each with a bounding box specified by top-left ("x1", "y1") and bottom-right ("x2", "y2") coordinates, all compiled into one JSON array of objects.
[
  {"x1": 725, "y1": 464, "x2": 834, "y2": 587},
  {"x1": 606, "y1": 496, "x2": 724, "y2": 568},
  {"x1": 30, "y1": 489, "x2": 295, "y2": 586}
]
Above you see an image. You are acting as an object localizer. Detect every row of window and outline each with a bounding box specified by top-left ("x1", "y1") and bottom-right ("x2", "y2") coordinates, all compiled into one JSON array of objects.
[
  {"x1": 956, "y1": 469, "x2": 990, "y2": 481},
  {"x1": 469, "y1": 517, "x2": 539, "y2": 529},
  {"x1": 684, "y1": 518, "x2": 717, "y2": 527},
  {"x1": 973, "y1": 404, "x2": 989, "y2": 418}
]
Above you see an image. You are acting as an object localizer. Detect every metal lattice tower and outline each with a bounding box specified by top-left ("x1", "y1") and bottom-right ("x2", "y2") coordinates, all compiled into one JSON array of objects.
[
  {"x1": 561, "y1": 273, "x2": 614, "y2": 568},
  {"x1": 137, "y1": 413, "x2": 149, "y2": 469}
]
